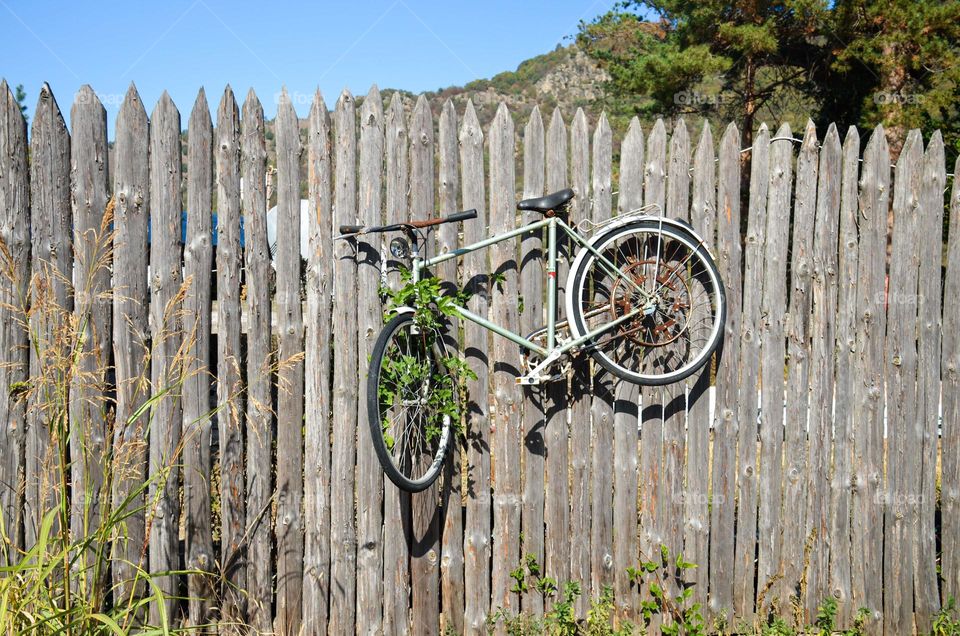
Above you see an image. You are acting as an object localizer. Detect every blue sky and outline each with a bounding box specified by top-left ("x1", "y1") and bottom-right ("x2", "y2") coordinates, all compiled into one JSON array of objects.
[{"x1": 1, "y1": 0, "x2": 623, "y2": 135}]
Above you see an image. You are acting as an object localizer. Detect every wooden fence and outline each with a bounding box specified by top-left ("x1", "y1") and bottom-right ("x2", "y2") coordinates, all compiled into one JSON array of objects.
[{"x1": 0, "y1": 79, "x2": 958, "y2": 635}]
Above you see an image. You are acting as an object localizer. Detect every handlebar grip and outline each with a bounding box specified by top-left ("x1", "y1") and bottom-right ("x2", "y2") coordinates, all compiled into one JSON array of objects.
[
  {"x1": 444, "y1": 209, "x2": 477, "y2": 223},
  {"x1": 339, "y1": 225, "x2": 364, "y2": 235}
]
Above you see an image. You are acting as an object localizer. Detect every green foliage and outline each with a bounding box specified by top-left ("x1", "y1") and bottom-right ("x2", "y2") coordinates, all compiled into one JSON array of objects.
[
  {"x1": 625, "y1": 545, "x2": 704, "y2": 635},
  {"x1": 378, "y1": 270, "x2": 476, "y2": 445},
  {"x1": 932, "y1": 598, "x2": 960, "y2": 636},
  {"x1": 14, "y1": 84, "x2": 28, "y2": 121}
]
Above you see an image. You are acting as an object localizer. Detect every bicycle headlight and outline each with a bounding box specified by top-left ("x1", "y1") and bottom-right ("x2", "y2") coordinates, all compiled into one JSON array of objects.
[{"x1": 390, "y1": 237, "x2": 409, "y2": 259}]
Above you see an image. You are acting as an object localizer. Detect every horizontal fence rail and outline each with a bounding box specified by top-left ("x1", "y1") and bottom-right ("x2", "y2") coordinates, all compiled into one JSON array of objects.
[{"x1": 0, "y1": 79, "x2": 957, "y2": 635}]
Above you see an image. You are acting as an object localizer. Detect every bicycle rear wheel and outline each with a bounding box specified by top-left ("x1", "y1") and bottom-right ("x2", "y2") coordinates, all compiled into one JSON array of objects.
[
  {"x1": 367, "y1": 311, "x2": 453, "y2": 492},
  {"x1": 567, "y1": 220, "x2": 725, "y2": 385}
]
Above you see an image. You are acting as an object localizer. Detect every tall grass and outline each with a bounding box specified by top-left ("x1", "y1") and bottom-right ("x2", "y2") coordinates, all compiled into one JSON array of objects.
[{"x1": 0, "y1": 199, "x2": 217, "y2": 634}]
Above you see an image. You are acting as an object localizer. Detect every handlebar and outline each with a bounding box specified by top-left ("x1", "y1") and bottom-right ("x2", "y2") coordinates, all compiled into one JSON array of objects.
[{"x1": 338, "y1": 209, "x2": 477, "y2": 237}]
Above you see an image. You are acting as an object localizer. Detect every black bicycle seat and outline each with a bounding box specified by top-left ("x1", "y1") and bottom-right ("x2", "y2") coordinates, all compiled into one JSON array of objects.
[{"x1": 517, "y1": 188, "x2": 575, "y2": 213}]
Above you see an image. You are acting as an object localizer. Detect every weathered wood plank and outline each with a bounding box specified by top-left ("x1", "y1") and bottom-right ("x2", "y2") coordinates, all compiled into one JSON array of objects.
[
  {"x1": 183, "y1": 87, "x2": 215, "y2": 627},
  {"x1": 589, "y1": 112, "x2": 614, "y2": 603},
  {"x1": 708, "y1": 122, "x2": 741, "y2": 619},
  {"x1": 660, "y1": 118, "x2": 689, "y2": 587},
  {"x1": 241, "y1": 89, "x2": 273, "y2": 634},
  {"x1": 438, "y1": 98, "x2": 465, "y2": 634},
  {"x1": 147, "y1": 91, "x2": 184, "y2": 625},
  {"x1": 851, "y1": 126, "x2": 889, "y2": 633},
  {"x1": 828, "y1": 125, "x2": 860, "y2": 627},
  {"x1": 303, "y1": 88, "x2": 333, "y2": 635},
  {"x1": 733, "y1": 123, "x2": 769, "y2": 621},
  {"x1": 460, "y1": 99, "x2": 491, "y2": 635},
  {"x1": 639, "y1": 118, "x2": 666, "y2": 571},
  {"x1": 639, "y1": 117, "x2": 667, "y2": 633},
  {"x1": 70, "y1": 85, "x2": 111, "y2": 591},
  {"x1": 613, "y1": 117, "x2": 642, "y2": 625},
  {"x1": 109, "y1": 84, "x2": 148, "y2": 603},
  {"x1": 215, "y1": 86, "x2": 246, "y2": 631},
  {"x1": 543, "y1": 107, "x2": 570, "y2": 597},
  {"x1": 568, "y1": 107, "x2": 592, "y2": 617},
  {"x1": 408, "y1": 94, "x2": 441, "y2": 636},
  {"x1": 519, "y1": 105, "x2": 545, "y2": 617},
  {"x1": 781, "y1": 121, "x2": 817, "y2": 611},
  {"x1": 883, "y1": 129, "x2": 923, "y2": 636},
  {"x1": 756, "y1": 123, "x2": 792, "y2": 614},
  {"x1": 687, "y1": 121, "x2": 715, "y2": 612},
  {"x1": 805, "y1": 123, "x2": 841, "y2": 617},
  {"x1": 0, "y1": 79, "x2": 29, "y2": 560},
  {"x1": 942, "y1": 154, "x2": 960, "y2": 608},
  {"x1": 914, "y1": 132, "x2": 945, "y2": 633},
  {"x1": 489, "y1": 102, "x2": 522, "y2": 623},
  {"x1": 274, "y1": 87, "x2": 304, "y2": 636},
  {"x1": 383, "y1": 92, "x2": 411, "y2": 636},
  {"x1": 329, "y1": 88, "x2": 358, "y2": 635},
  {"x1": 356, "y1": 84, "x2": 384, "y2": 636},
  {"x1": 26, "y1": 83, "x2": 71, "y2": 550}
]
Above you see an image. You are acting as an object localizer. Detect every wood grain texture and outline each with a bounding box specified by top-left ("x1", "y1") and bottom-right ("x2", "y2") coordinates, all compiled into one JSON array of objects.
[
  {"x1": 355, "y1": 85, "x2": 384, "y2": 636},
  {"x1": 781, "y1": 121, "x2": 817, "y2": 610},
  {"x1": 183, "y1": 88, "x2": 215, "y2": 627},
  {"x1": 329, "y1": 88, "x2": 358, "y2": 635},
  {"x1": 757, "y1": 123, "x2": 792, "y2": 613},
  {"x1": 273, "y1": 87, "x2": 304, "y2": 636},
  {"x1": 438, "y1": 98, "x2": 465, "y2": 634},
  {"x1": 851, "y1": 127, "x2": 889, "y2": 633},
  {"x1": 0, "y1": 79, "x2": 29, "y2": 560},
  {"x1": 109, "y1": 84, "x2": 148, "y2": 602},
  {"x1": 660, "y1": 118, "x2": 689, "y2": 588},
  {"x1": 942, "y1": 154, "x2": 960, "y2": 608},
  {"x1": 147, "y1": 91, "x2": 184, "y2": 625},
  {"x1": 460, "y1": 99, "x2": 491, "y2": 635},
  {"x1": 708, "y1": 122, "x2": 740, "y2": 619},
  {"x1": 216, "y1": 86, "x2": 247, "y2": 631},
  {"x1": 69, "y1": 86, "x2": 111, "y2": 590},
  {"x1": 409, "y1": 94, "x2": 441, "y2": 636},
  {"x1": 733, "y1": 123, "x2": 769, "y2": 621},
  {"x1": 241, "y1": 89, "x2": 273, "y2": 634},
  {"x1": 639, "y1": 118, "x2": 666, "y2": 570},
  {"x1": 303, "y1": 88, "x2": 333, "y2": 634},
  {"x1": 519, "y1": 105, "x2": 545, "y2": 617},
  {"x1": 828, "y1": 126, "x2": 860, "y2": 627},
  {"x1": 883, "y1": 129, "x2": 923, "y2": 636},
  {"x1": 914, "y1": 132, "x2": 944, "y2": 633},
  {"x1": 687, "y1": 121, "x2": 715, "y2": 612},
  {"x1": 489, "y1": 102, "x2": 522, "y2": 623},
  {"x1": 543, "y1": 107, "x2": 570, "y2": 596},
  {"x1": 805, "y1": 124, "x2": 841, "y2": 617},
  {"x1": 568, "y1": 108, "x2": 591, "y2": 617},
  {"x1": 588, "y1": 112, "x2": 614, "y2": 602},
  {"x1": 612, "y1": 118, "x2": 642, "y2": 625},
  {"x1": 383, "y1": 92, "x2": 411, "y2": 636},
  {"x1": 25, "y1": 83, "x2": 72, "y2": 550}
]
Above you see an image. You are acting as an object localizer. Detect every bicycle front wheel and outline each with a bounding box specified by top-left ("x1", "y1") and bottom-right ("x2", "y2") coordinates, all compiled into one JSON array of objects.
[
  {"x1": 367, "y1": 311, "x2": 453, "y2": 492},
  {"x1": 567, "y1": 220, "x2": 725, "y2": 385}
]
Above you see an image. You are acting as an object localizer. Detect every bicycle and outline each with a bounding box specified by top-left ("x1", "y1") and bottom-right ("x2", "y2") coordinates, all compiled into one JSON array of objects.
[{"x1": 338, "y1": 188, "x2": 726, "y2": 491}]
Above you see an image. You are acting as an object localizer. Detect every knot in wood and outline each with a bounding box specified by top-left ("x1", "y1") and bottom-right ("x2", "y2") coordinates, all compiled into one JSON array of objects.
[
  {"x1": 427, "y1": 549, "x2": 438, "y2": 565},
  {"x1": 603, "y1": 553, "x2": 613, "y2": 570},
  {"x1": 892, "y1": 355, "x2": 902, "y2": 367},
  {"x1": 743, "y1": 465, "x2": 754, "y2": 477}
]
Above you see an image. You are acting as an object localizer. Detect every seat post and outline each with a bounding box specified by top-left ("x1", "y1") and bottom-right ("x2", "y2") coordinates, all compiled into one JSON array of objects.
[{"x1": 546, "y1": 216, "x2": 558, "y2": 351}]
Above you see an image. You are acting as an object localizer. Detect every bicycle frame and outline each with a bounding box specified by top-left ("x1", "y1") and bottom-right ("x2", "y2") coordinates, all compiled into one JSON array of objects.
[{"x1": 408, "y1": 215, "x2": 655, "y2": 381}]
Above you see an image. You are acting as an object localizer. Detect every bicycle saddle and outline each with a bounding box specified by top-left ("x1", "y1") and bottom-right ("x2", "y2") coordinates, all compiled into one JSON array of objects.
[{"x1": 517, "y1": 188, "x2": 575, "y2": 213}]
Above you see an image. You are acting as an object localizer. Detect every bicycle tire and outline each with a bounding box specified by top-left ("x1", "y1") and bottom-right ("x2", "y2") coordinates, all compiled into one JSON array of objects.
[
  {"x1": 366, "y1": 311, "x2": 453, "y2": 492},
  {"x1": 566, "y1": 220, "x2": 726, "y2": 385}
]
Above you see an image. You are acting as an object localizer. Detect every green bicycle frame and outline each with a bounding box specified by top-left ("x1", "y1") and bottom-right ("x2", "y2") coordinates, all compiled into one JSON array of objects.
[{"x1": 409, "y1": 216, "x2": 654, "y2": 361}]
